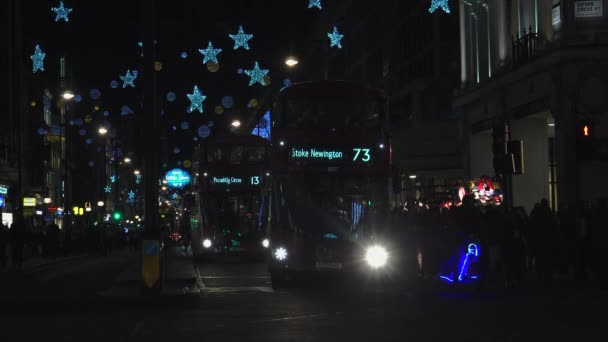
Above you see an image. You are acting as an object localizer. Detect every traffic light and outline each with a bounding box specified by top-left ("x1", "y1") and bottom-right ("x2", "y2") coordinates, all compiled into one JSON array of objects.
[
  {"x1": 576, "y1": 119, "x2": 594, "y2": 160},
  {"x1": 113, "y1": 211, "x2": 122, "y2": 221}
]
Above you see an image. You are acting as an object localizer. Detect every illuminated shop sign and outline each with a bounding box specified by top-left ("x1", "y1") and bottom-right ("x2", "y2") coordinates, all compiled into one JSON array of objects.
[
  {"x1": 23, "y1": 197, "x2": 36, "y2": 207},
  {"x1": 212, "y1": 176, "x2": 260, "y2": 186},
  {"x1": 164, "y1": 168, "x2": 191, "y2": 188},
  {"x1": 0, "y1": 185, "x2": 8, "y2": 195},
  {"x1": 289, "y1": 147, "x2": 373, "y2": 164},
  {"x1": 0, "y1": 196, "x2": 4, "y2": 208},
  {"x1": 575, "y1": 1, "x2": 603, "y2": 18}
]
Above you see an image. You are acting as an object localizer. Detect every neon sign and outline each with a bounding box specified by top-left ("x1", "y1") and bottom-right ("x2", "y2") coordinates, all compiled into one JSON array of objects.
[
  {"x1": 439, "y1": 243, "x2": 480, "y2": 284},
  {"x1": 0, "y1": 185, "x2": 8, "y2": 195},
  {"x1": 164, "y1": 168, "x2": 191, "y2": 188},
  {"x1": 289, "y1": 146, "x2": 373, "y2": 164},
  {"x1": 0, "y1": 196, "x2": 4, "y2": 208}
]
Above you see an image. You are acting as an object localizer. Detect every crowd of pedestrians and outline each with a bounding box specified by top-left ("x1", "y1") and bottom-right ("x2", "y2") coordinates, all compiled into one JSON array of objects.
[
  {"x1": 392, "y1": 195, "x2": 608, "y2": 288},
  {"x1": 0, "y1": 215, "x2": 142, "y2": 272}
]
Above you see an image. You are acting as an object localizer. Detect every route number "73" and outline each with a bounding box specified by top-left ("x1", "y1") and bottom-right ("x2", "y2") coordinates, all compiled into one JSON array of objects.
[{"x1": 352, "y1": 148, "x2": 371, "y2": 162}]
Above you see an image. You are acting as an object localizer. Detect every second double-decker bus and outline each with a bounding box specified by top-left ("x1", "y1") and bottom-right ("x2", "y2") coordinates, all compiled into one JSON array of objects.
[
  {"x1": 194, "y1": 133, "x2": 271, "y2": 259},
  {"x1": 268, "y1": 81, "x2": 410, "y2": 288}
]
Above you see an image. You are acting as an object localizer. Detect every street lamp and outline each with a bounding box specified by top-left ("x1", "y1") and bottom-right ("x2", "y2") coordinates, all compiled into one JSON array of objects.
[
  {"x1": 231, "y1": 120, "x2": 241, "y2": 128},
  {"x1": 98, "y1": 127, "x2": 108, "y2": 135},
  {"x1": 124, "y1": 157, "x2": 132, "y2": 164},
  {"x1": 62, "y1": 90, "x2": 75, "y2": 100},
  {"x1": 97, "y1": 201, "x2": 104, "y2": 207},
  {"x1": 134, "y1": 170, "x2": 141, "y2": 175},
  {"x1": 285, "y1": 56, "x2": 299, "y2": 67}
]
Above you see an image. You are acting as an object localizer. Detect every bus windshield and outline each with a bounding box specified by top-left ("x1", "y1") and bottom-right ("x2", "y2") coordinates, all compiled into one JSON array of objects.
[
  {"x1": 283, "y1": 98, "x2": 384, "y2": 129},
  {"x1": 205, "y1": 191, "x2": 264, "y2": 238},
  {"x1": 275, "y1": 174, "x2": 388, "y2": 239}
]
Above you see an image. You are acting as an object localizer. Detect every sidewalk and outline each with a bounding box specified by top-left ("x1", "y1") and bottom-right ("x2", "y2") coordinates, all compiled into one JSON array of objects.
[
  {"x1": 98, "y1": 244, "x2": 201, "y2": 297},
  {"x1": 1, "y1": 249, "x2": 89, "y2": 275}
]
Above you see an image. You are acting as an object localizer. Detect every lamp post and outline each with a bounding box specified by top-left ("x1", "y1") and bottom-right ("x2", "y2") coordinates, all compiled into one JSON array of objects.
[{"x1": 59, "y1": 81, "x2": 74, "y2": 229}]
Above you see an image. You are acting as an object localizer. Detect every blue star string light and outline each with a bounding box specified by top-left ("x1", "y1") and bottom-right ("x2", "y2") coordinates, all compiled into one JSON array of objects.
[
  {"x1": 172, "y1": 193, "x2": 178, "y2": 200},
  {"x1": 135, "y1": 174, "x2": 142, "y2": 184},
  {"x1": 128, "y1": 190, "x2": 135, "y2": 200},
  {"x1": 104, "y1": 185, "x2": 111, "y2": 193},
  {"x1": 31, "y1": 45, "x2": 46, "y2": 73},
  {"x1": 308, "y1": 0, "x2": 322, "y2": 9},
  {"x1": 244, "y1": 61, "x2": 269, "y2": 86},
  {"x1": 229, "y1": 26, "x2": 254, "y2": 50},
  {"x1": 199, "y1": 42, "x2": 222, "y2": 64},
  {"x1": 120, "y1": 70, "x2": 137, "y2": 88},
  {"x1": 121, "y1": 105, "x2": 134, "y2": 116},
  {"x1": 187, "y1": 85, "x2": 206, "y2": 113},
  {"x1": 327, "y1": 26, "x2": 344, "y2": 49},
  {"x1": 429, "y1": 0, "x2": 451, "y2": 14},
  {"x1": 51, "y1": 1, "x2": 72, "y2": 22},
  {"x1": 110, "y1": 175, "x2": 116, "y2": 183}
]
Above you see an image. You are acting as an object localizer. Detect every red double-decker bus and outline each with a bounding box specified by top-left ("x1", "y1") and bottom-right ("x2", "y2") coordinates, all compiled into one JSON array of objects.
[
  {"x1": 193, "y1": 134, "x2": 271, "y2": 259},
  {"x1": 268, "y1": 81, "x2": 400, "y2": 288}
]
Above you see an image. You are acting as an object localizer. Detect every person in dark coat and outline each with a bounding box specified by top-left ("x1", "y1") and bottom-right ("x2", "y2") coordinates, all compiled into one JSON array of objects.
[{"x1": 10, "y1": 213, "x2": 27, "y2": 270}]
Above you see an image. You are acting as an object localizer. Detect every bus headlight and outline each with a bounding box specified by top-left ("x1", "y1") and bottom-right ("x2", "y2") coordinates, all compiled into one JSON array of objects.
[
  {"x1": 203, "y1": 239, "x2": 212, "y2": 249},
  {"x1": 274, "y1": 247, "x2": 287, "y2": 260},
  {"x1": 262, "y1": 238, "x2": 270, "y2": 248},
  {"x1": 365, "y1": 245, "x2": 388, "y2": 268}
]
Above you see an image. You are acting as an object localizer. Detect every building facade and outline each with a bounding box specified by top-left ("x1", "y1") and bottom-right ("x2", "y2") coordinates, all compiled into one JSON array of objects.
[{"x1": 455, "y1": 0, "x2": 608, "y2": 213}]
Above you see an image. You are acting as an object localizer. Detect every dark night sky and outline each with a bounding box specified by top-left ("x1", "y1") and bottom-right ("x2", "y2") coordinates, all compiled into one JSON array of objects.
[{"x1": 18, "y1": 0, "x2": 319, "y2": 166}]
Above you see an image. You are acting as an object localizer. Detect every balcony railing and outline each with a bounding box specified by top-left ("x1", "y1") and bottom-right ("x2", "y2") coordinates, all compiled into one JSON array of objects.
[{"x1": 512, "y1": 26, "x2": 540, "y2": 67}]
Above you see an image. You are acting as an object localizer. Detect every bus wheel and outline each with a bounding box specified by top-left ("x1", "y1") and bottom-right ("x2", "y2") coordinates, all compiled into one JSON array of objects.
[{"x1": 270, "y1": 271, "x2": 289, "y2": 289}]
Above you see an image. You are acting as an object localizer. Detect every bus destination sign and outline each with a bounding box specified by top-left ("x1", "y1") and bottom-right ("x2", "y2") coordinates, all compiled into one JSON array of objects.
[
  {"x1": 211, "y1": 176, "x2": 261, "y2": 186},
  {"x1": 289, "y1": 146, "x2": 373, "y2": 164}
]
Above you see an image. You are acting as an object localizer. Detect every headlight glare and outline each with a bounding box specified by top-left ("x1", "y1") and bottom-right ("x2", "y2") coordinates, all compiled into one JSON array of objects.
[
  {"x1": 203, "y1": 239, "x2": 212, "y2": 248},
  {"x1": 365, "y1": 245, "x2": 388, "y2": 268},
  {"x1": 274, "y1": 247, "x2": 287, "y2": 260}
]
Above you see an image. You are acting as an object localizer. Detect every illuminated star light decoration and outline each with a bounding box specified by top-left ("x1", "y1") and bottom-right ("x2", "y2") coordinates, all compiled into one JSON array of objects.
[
  {"x1": 229, "y1": 26, "x2": 254, "y2": 50},
  {"x1": 128, "y1": 190, "x2": 135, "y2": 200},
  {"x1": 104, "y1": 186, "x2": 111, "y2": 193},
  {"x1": 172, "y1": 193, "x2": 178, "y2": 200},
  {"x1": 244, "y1": 61, "x2": 269, "y2": 86},
  {"x1": 327, "y1": 26, "x2": 344, "y2": 49},
  {"x1": 187, "y1": 85, "x2": 207, "y2": 113},
  {"x1": 120, "y1": 70, "x2": 137, "y2": 88},
  {"x1": 199, "y1": 42, "x2": 222, "y2": 64},
  {"x1": 110, "y1": 175, "x2": 116, "y2": 183},
  {"x1": 31, "y1": 45, "x2": 46, "y2": 73},
  {"x1": 429, "y1": 0, "x2": 451, "y2": 14},
  {"x1": 51, "y1": 1, "x2": 73, "y2": 22},
  {"x1": 308, "y1": 0, "x2": 322, "y2": 9},
  {"x1": 135, "y1": 174, "x2": 142, "y2": 184}
]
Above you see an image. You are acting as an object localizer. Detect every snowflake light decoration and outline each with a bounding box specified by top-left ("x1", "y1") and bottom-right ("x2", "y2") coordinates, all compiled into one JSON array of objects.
[
  {"x1": 31, "y1": 45, "x2": 46, "y2": 73},
  {"x1": 199, "y1": 42, "x2": 222, "y2": 64},
  {"x1": 187, "y1": 85, "x2": 206, "y2": 113},
  {"x1": 229, "y1": 26, "x2": 254, "y2": 50},
  {"x1": 429, "y1": 0, "x2": 451, "y2": 14},
  {"x1": 104, "y1": 186, "x2": 111, "y2": 193},
  {"x1": 51, "y1": 1, "x2": 72, "y2": 22},
  {"x1": 327, "y1": 26, "x2": 344, "y2": 49},
  {"x1": 120, "y1": 70, "x2": 137, "y2": 88},
  {"x1": 308, "y1": 0, "x2": 322, "y2": 9},
  {"x1": 244, "y1": 61, "x2": 269, "y2": 86}
]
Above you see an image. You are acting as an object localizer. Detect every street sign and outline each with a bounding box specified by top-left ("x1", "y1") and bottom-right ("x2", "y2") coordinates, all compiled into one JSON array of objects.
[
  {"x1": 23, "y1": 197, "x2": 36, "y2": 207},
  {"x1": 141, "y1": 240, "x2": 161, "y2": 288}
]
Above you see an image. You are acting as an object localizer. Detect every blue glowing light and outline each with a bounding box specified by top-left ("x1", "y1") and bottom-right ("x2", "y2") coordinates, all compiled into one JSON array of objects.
[
  {"x1": 74, "y1": 118, "x2": 83, "y2": 126},
  {"x1": 166, "y1": 92, "x2": 176, "y2": 102},
  {"x1": 173, "y1": 147, "x2": 181, "y2": 154},
  {"x1": 88, "y1": 161, "x2": 95, "y2": 167},
  {"x1": 89, "y1": 88, "x2": 101, "y2": 100},
  {"x1": 458, "y1": 243, "x2": 479, "y2": 282},
  {"x1": 187, "y1": 85, "x2": 206, "y2": 113},
  {"x1": 120, "y1": 70, "x2": 137, "y2": 88},
  {"x1": 135, "y1": 174, "x2": 142, "y2": 184},
  {"x1": 78, "y1": 129, "x2": 86, "y2": 136},
  {"x1": 327, "y1": 26, "x2": 344, "y2": 49},
  {"x1": 128, "y1": 190, "x2": 135, "y2": 200},
  {"x1": 86, "y1": 138, "x2": 93, "y2": 145},
  {"x1": 31, "y1": 45, "x2": 46, "y2": 73},
  {"x1": 51, "y1": 1, "x2": 72, "y2": 22},
  {"x1": 138, "y1": 41, "x2": 143, "y2": 48},
  {"x1": 283, "y1": 78, "x2": 292, "y2": 87},
  {"x1": 244, "y1": 61, "x2": 269, "y2": 86},
  {"x1": 308, "y1": 0, "x2": 322, "y2": 9},
  {"x1": 221, "y1": 96, "x2": 234, "y2": 109},
  {"x1": 199, "y1": 41, "x2": 222, "y2": 64},
  {"x1": 207, "y1": 121, "x2": 214, "y2": 127},
  {"x1": 104, "y1": 186, "x2": 111, "y2": 193},
  {"x1": 37, "y1": 128, "x2": 46, "y2": 135},
  {"x1": 251, "y1": 111, "x2": 271, "y2": 140},
  {"x1": 439, "y1": 275, "x2": 454, "y2": 283},
  {"x1": 74, "y1": 95, "x2": 82, "y2": 102},
  {"x1": 110, "y1": 175, "x2": 116, "y2": 183},
  {"x1": 429, "y1": 0, "x2": 451, "y2": 14},
  {"x1": 180, "y1": 52, "x2": 188, "y2": 59},
  {"x1": 110, "y1": 80, "x2": 119, "y2": 89},
  {"x1": 198, "y1": 125, "x2": 211, "y2": 138},
  {"x1": 121, "y1": 105, "x2": 134, "y2": 116},
  {"x1": 180, "y1": 121, "x2": 189, "y2": 130},
  {"x1": 68, "y1": 120, "x2": 75, "y2": 126},
  {"x1": 172, "y1": 193, "x2": 178, "y2": 200},
  {"x1": 50, "y1": 126, "x2": 60, "y2": 135},
  {"x1": 237, "y1": 68, "x2": 244, "y2": 75},
  {"x1": 323, "y1": 233, "x2": 337, "y2": 239},
  {"x1": 164, "y1": 168, "x2": 191, "y2": 189},
  {"x1": 103, "y1": 110, "x2": 110, "y2": 117},
  {"x1": 229, "y1": 25, "x2": 253, "y2": 50}
]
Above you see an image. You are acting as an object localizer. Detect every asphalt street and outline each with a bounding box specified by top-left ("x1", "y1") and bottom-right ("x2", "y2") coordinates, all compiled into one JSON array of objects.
[{"x1": 0, "y1": 253, "x2": 605, "y2": 341}]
